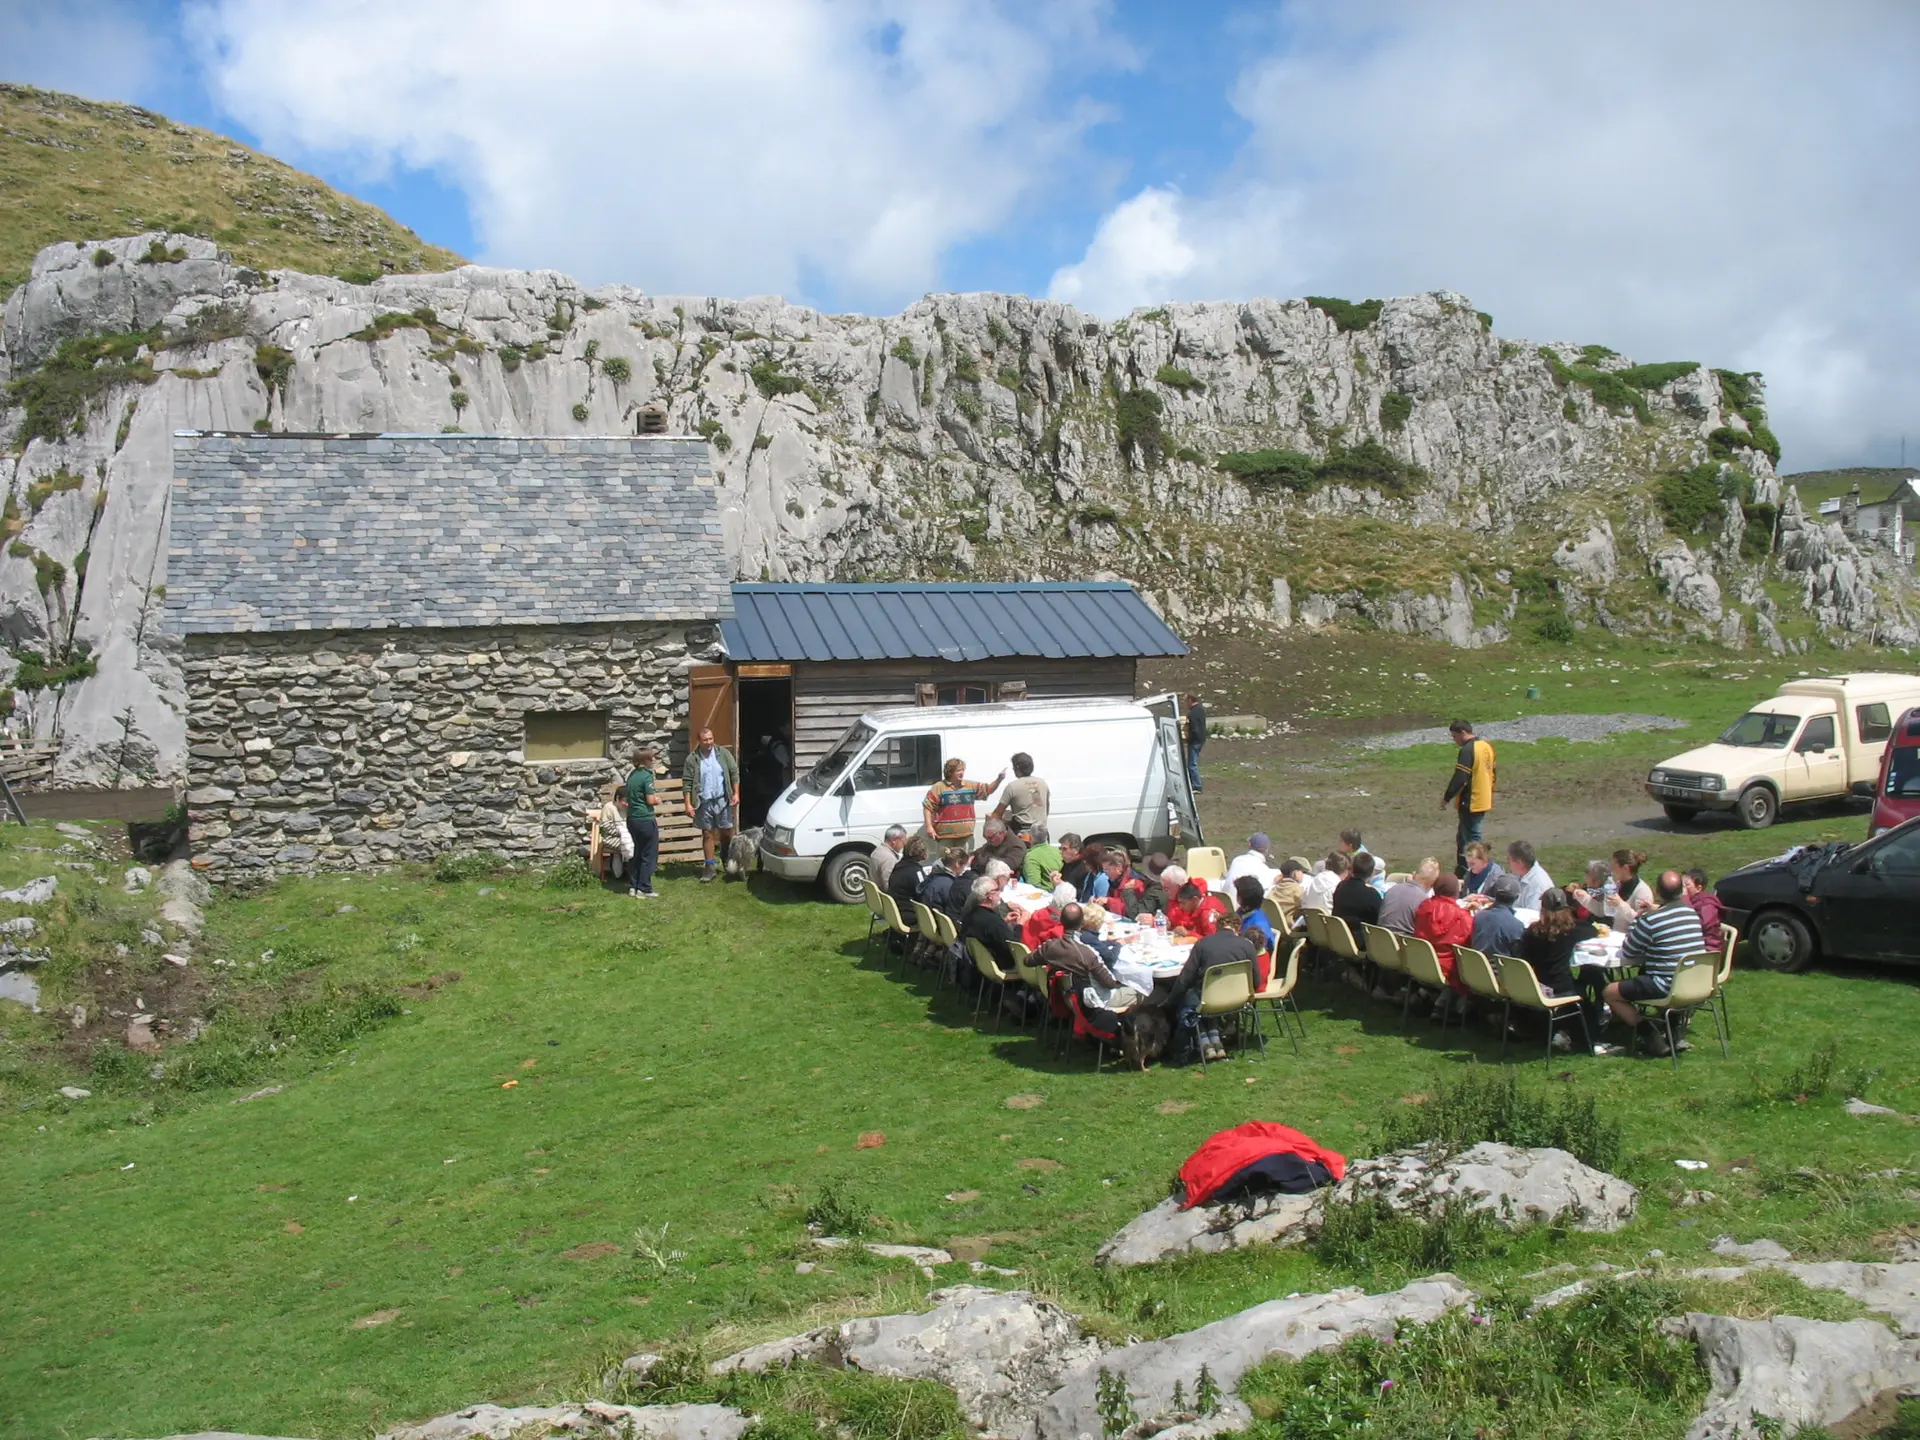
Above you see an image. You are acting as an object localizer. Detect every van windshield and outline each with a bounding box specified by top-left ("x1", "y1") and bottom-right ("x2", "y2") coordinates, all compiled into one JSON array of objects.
[
  {"x1": 796, "y1": 722, "x2": 873, "y2": 796},
  {"x1": 1888, "y1": 745, "x2": 1920, "y2": 799},
  {"x1": 1718, "y1": 711, "x2": 1801, "y2": 748}
]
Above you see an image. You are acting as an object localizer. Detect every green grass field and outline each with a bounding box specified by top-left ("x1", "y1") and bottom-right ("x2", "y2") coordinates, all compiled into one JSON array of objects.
[{"x1": 3, "y1": 633, "x2": 1919, "y2": 1440}]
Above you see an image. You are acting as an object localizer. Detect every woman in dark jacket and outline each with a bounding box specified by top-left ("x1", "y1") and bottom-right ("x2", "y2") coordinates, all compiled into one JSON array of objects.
[
  {"x1": 1519, "y1": 887, "x2": 1604, "y2": 1038},
  {"x1": 1331, "y1": 852, "x2": 1383, "y2": 931}
]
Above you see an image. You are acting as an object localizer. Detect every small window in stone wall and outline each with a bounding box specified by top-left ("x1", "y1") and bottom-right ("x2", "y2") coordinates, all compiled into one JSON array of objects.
[{"x1": 524, "y1": 710, "x2": 609, "y2": 762}]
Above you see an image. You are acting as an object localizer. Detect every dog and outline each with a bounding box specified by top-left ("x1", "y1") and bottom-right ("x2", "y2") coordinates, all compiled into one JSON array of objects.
[
  {"x1": 726, "y1": 827, "x2": 761, "y2": 879},
  {"x1": 1119, "y1": 1006, "x2": 1173, "y2": 1071}
]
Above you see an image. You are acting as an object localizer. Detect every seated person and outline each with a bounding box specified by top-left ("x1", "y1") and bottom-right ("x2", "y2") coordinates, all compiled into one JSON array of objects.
[
  {"x1": 1519, "y1": 887, "x2": 1602, "y2": 1042},
  {"x1": 1460, "y1": 841, "x2": 1499, "y2": 896},
  {"x1": 1056, "y1": 833, "x2": 1090, "y2": 891},
  {"x1": 1165, "y1": 880, "x2": 1219, "y2": 939},
  {"x1": 1227, "y1": 833, "x2": 1278, "y2": 890},
  {"x1": 1601, "y1": 870, "x2": 1705, "y2": 1057},
  {"x1": 1021, "y1": 881, "x2": 1078, "y2": 950},
  {"x1": 1414, "y1": 873, "x2": 1475, "y2": 991},
  {"x1": 1035, "y1": 904, "x2": 1121, "y2": 986},
  {"x1": 1072, "y1": 841, "x2": 1110, "y2": 903},
  {"x1": 1338, "y1": 827, "x2": 1390, "y2": 895},
  {"x1": 1144, "y1": 861, "x2": 1189, "y2": 916},
  {"x1": 884, "y1": 835, "x2": 931, "y2": 947},
  {"x1": 1099, "y1": 850, "x2": 1150, "y2": 918},
  {"x1": 917, "y1": 847, "x2": 974, "y2": 922},
  {"x1": 1301, "y1": 851, "x2": 1348, "y2": 914},
  {"x1": 1470, "y1": 871, "x2": 1527, "y2": 957},
  {"x1": 961, "y1": 874, "x2": 1017, "y2": 971},
  {"x1": 1233, "y1": 875, "x2": 1277, "y2": 984},
  {"x1": 1379, "y1": 858, "x2": 1440, "y2": 935},
  {"x1": 1505, "y1": 840, "x2": 1554, "y2": 911},
  {"x1": 1021, "y1": 825, "x2": 1065, "y2": 888},
  {"x1": 1168, "y1": 927, "x2": 1260, "y2": 1063},
  {"x1": 1266, "y1": 857, "x2": 1309, "y2": 931},
  {"x1": 1332, "y1": 852, "x2": 1383, "y2": 930},
  {"x1": 972, "y1": 819, "x2": 1027, "y2": 877},
  {"x1": 869, "y1": 824, "x2": 908, "y2": 890},
  {"x1": 1683, "y1": 868, "x2": 1724, "y2": 952}
]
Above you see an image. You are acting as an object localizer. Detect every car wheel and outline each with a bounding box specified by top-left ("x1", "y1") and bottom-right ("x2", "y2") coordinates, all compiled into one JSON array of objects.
[
  {"x1": 1662, "y1": 804, "x2": 1701, "y2": 825},
  {"x1": 820, "y1": 849, "x2": 870, "y2": 906},
  {"x1": 1735, "y1": 785, "x2": 1778, "y2": 830},
  {"x1": 1747, "y1": 908, "x2": 1817, "y2": 972}
]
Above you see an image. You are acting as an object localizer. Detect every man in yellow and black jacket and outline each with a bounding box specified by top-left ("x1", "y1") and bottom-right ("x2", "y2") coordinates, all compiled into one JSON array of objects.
[{"x1": 1441, "y1": 719, "x2": 1496, "y2": 878}]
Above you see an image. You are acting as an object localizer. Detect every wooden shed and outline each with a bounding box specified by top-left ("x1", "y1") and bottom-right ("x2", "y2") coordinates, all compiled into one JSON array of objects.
[{"x1": 696, "y1": 582, "x2": 1188, "y2": 826}]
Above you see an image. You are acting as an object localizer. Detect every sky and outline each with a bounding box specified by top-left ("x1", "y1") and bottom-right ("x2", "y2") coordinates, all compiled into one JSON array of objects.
[{"x1": 4, "y1": 0, "x2": 1916, "y2": 473}]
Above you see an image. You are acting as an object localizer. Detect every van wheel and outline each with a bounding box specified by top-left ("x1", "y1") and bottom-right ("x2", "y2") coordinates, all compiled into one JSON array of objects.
[
  {"x1": 1748, "y1": 908, "x2": 1817, "y2": 972},
  {"x1": 1735, "y1": 785, "x2": 1777, "y2": 830},
  {"x1": 821, "y1": 849, "x2": 870, "y2": 906},
  {"x1": 1662, "y1": 804, "x2": 1700, "y2": 825}
]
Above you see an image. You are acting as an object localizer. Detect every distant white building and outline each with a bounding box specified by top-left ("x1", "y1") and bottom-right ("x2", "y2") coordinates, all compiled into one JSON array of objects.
[{"x1": 1817, "y1": 474, "x2": 1920, "y2": 565}]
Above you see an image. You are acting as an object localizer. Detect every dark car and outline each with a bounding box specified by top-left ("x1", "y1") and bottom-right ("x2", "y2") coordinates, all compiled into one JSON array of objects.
[{"x1": 1716, "y1": 815, "x2": 1920, "y2": 971}]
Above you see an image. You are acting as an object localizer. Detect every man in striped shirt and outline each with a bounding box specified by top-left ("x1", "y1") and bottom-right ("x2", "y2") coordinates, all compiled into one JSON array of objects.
[{"x1": 1601, "y1": 870, "x2": 1704, "y2": 1056}]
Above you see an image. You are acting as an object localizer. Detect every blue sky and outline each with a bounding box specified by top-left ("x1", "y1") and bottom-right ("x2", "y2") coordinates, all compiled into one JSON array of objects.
[{"x1": 4, "y1": 0, "x2": 1917, "y2": 472}]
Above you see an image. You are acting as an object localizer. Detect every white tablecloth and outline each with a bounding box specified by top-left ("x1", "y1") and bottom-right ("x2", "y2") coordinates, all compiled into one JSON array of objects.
[{"x1": 1573, "y1": 932, "x2": 1633, "y2": 969}]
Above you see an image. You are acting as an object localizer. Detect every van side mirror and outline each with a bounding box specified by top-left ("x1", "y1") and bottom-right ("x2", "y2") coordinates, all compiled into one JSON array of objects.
[{"x1": 834, "y1": 779, "x2": 854, "y2": 798}]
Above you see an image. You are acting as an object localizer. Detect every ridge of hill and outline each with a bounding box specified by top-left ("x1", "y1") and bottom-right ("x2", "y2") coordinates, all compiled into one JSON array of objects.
[
  {"x1": 1781, "y1": 465, "x2": 1919, "y2": 508},
  {"x1": 0, "y1": 83, "x2": 464, "y2": 296}
]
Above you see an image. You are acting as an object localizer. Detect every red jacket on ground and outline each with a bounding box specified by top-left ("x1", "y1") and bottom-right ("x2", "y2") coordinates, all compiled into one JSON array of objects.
[{"x1": 1178, "y1": 1121, "x2": 1347, "y2": 1209}]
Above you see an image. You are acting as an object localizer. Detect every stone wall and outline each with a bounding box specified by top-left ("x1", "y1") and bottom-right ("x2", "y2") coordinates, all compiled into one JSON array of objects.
[{"x1": 183, "y1": 621, "x2": 720, "y2": 875}]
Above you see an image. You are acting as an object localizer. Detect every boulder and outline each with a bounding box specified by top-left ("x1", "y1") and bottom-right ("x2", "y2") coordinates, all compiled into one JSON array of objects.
[
  {"x1": 0, "y1": 876, "x2": 57, "y2": 905},
  {"x1": 1680, "y1": 1312, "x2": 1920, "y2": 1440},
  {"x1": 1769, "y1": 1262, "x2": 1920, "y2": 1338},
  {"x1": 1552, "y1": 520, "x2": 1618, "y2": 589},
  {"x1": 1096, "y1": 1192, "x2": 1319, "y2": 1267},
  {"x1": 157, "y1": 859, "x2": 209, "y2": 936},
  {"x1": 376, "y1": 1402, "x2": 749, "y2": 1440},
  {"x1": 1336, "y1": 1141, "x2": 1638, "y2": 1232},
  {"x1": 1028, "y1": 1275, "x2": 1474, "y2": 1440},
  {"x1": 94, "y1": 1433, "x2": 312, "y2": 1440},
  {"x1": 707, "y1": 1286, "x2": 1098, "y2": 1435},
  {"x1": 1709, "y1": 1236, "x2": 1793, "y2": 1264}
]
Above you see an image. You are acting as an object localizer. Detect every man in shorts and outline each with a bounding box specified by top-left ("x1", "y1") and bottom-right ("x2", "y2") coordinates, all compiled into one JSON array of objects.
[{"x1": 682, "y1": 727, "x2": 740, "y2": 883}]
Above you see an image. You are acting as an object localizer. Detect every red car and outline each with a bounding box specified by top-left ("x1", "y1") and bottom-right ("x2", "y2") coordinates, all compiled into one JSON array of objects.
[{"x1": 1871, "y1": 706, "x2": 1920, "y2": 837}]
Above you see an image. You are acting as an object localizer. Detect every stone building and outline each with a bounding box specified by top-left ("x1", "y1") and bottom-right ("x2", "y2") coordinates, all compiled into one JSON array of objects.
[{"x1": 167, "y1": 432, "x2": 731, "y2": 874}]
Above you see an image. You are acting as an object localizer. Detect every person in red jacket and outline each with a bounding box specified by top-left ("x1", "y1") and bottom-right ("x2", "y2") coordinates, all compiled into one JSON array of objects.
[
  {"x1": 1021, "y1": 882, "x2": 1076, "y2": 951},
  {"x1": 1100, "y1": 851, "x2": 1149, "y2": 917},
  {"x1": 1414, "y1": 873, "x2": 1475, "y2": 994},
  {"x1": 1164, "y1": 880, "x2": 1219, "y2": 938}
]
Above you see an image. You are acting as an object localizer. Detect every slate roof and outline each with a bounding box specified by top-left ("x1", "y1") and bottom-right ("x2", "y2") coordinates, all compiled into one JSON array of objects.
[
  {"x1": 167, "y1": 433, "x2": 732, "y2": 634},
  {"x1": 721, "y1": 582, "x2": 1187, "y2": 663}
]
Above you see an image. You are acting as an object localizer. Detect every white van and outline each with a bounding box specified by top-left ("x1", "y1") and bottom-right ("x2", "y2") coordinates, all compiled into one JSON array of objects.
[
  {"x1": 756, "y1": 695, "x2": 1201, "y2": 903},
  {"x1": 1648, "y1": 672, "x2": 1920, "y2": 829}
]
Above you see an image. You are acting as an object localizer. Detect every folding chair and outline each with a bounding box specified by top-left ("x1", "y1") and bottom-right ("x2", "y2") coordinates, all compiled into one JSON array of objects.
[
  {"x1": 1496, "y1": 955, "x2": 1592, "y2": 1072},
  {"x1": 1183, "y1": 846, "x2": 1229, "y2": 882},
  {"x1": 1362, "y1": 923, "x2": 1405, "y2": 1003},
  {"x1": 1252, "y1": 936, "x2": 1306, "y2": 1054},
  {"x1": 874, "y1": 890, "x2": 916, "y2": 975},
  {"x1": 965, "y1": 937, "x2": 1018, "y2": 1031},
  {"x1": 1197, "y1": 958, "x2": 1259, "y2": 1069},
  {"x1": 1009, "y1": 941, "x2": 1049, "y2": 1038},
  {"x1": 1066, "y1": 991, "x2": 1121, "y2": 1070},
  {"x1": 1712, "y1": 925, "x2": 1739, "y2": 1043},
  {"x1": 1394, "y1": 936, "x2": 1451, "y2": 1036},
  {"x1": 1638, "y1": 955, "x2": 1728, "y2": 1071},
  {"x1": 862, "y1": 880, "x2": 887, "y2": 958},
  {"x1": 1452, "y1": 944, "x2": 1507, "y2": 1030}
]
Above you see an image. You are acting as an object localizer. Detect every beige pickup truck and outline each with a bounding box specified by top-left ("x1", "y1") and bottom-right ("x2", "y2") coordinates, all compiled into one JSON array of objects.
[{"x1": 1647, "y1": 673, "x2": 1920, "y2": 829}]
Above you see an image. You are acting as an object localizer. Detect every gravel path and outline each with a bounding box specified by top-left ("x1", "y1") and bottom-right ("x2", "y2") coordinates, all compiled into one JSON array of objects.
[{"x1": 1358, "y1": 713, "x2": 1689, "y2": 751}]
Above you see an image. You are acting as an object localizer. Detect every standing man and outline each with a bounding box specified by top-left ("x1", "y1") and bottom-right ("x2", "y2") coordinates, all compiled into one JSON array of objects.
[
  {"x1": 1183, "y1": 693, "x2": 1208, "y2": 794},
  {"x1": 683, "y1": 726, "x2": 740, "y2": 884},
  {"x1": 995, "y1": 752, "x2": 1051, "y2": 840},
  {"x1": 1441, "y1": 719, "x2": 1496, "y2": 878},
  {"x1": 624, "y1": 745, "x2": 660, "y2": 900}
]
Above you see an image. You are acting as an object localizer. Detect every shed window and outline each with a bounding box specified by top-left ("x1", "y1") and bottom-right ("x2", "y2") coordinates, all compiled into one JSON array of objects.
[
  {"x1": 936, "y1": 684, "x2": 990, "y2": 706},
  {"x1": 524, "y1": 711, "x2": 609, "y2": 762}
]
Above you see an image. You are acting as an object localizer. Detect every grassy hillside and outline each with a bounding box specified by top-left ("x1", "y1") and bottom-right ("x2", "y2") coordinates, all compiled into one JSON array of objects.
[{"x1": 0, "y1": 83, "x2": 465, "y2": 296}]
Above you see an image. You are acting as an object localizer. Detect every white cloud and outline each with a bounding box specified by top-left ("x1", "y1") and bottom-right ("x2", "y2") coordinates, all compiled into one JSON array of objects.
[
  {"x1": 182, "y1": 0, "x2": 1126, "y2": 308},
  {"x1": 1049, "y1": 0, "x2": 1920, "y2": 469}
]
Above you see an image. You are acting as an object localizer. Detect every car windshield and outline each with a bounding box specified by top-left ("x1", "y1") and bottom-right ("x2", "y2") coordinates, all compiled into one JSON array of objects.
[
  {"x1": 1717, "y1": 711, "x2": 1800, "y2": 748},
  {"x1": 795, "y1": 722, "x2": 873, "y2": 796},
  {"x1": 1887, "y1": 745, "x2": 1920, "y2": 799}
]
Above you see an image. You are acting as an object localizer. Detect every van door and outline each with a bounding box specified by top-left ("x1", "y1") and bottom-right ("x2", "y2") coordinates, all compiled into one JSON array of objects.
[
  {"x1": 1155, "y1": 712, "x2": 1203, "y2": 846},
  {"x1": 1785, "y1": 714, "x2": 1844, "y2": 800},
  {"x1": 837, "y1": 730, "x2": 945, "y2": 844}
]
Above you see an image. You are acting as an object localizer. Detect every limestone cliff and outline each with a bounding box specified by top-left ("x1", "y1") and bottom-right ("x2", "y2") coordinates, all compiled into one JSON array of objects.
[{"x1": 2, "y1": 234, "x2": 1913, "y2": 785}]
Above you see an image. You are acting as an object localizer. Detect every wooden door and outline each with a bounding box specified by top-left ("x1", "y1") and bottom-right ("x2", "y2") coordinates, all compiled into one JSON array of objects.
[{"x1": 688, "y1": 665, "x2": 736, "y2": 751}]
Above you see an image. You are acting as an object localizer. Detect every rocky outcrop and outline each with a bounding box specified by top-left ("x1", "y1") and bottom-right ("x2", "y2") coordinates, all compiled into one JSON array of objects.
[
  {"x1": 377, "y1": 1403, "x2": 749, "y2": 1440},
  {"x1": 1029, "y1": 1275, "x2": 1474, "y2": 1440},
  {"x1": 707, "y1": 1286, "x2": 1099, "y2": 1437},
  {"x1": 4, "y1": 235, "x2": 1910, "y2": 785},
  {"x1": 1680, "y1": 1312, "x2": 1920, "y2": 1440},
  {"x1": 1097, "y1": 1191, "x2": 1319, "y2": 1267}
]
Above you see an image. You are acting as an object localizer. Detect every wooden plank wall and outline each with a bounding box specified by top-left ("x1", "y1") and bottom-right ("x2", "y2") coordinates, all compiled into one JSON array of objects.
[
  {"x1": 588, "y1": 775, "x2": 708, "y2": 873},
  {"x1": 790, "y1": 658, "x2": 1137, "y2": 768}
]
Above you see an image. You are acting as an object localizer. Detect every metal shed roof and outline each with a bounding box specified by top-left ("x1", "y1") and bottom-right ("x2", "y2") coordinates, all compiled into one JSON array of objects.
[{"x1": 721, "y1": 582, "x2": 1187, "y2": 663}]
